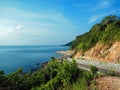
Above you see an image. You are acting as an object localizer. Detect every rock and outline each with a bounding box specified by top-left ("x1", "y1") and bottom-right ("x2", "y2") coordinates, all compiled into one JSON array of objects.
[
  {"x1": 74, "y1": 42, "x2": 120, "y2": 63},
  {"x1": 56, "y1": 50, "x2": 74, "y2": 57},
  {"x1": 95, "y1": 76, "x2": 120, "y2": 90}
]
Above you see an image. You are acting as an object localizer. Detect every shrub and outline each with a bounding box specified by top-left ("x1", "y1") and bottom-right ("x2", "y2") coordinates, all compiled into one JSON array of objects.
[{"x1": 90, "y1": 66, "x2": 98, "y2": 74}]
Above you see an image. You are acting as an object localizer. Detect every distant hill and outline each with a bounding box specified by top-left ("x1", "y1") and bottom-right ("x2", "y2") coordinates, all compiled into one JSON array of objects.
[
  {"x1": 64, "y1": 41, "x2": 73, "y2": 46},
  {"x1": 70, "y1": 15, "x2": 120, "y2": 63}
]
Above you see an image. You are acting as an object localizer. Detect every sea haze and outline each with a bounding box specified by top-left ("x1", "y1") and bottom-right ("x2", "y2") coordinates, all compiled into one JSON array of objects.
[{"x1": 0, "y1": 45, "x2": 69, "y2": 74}]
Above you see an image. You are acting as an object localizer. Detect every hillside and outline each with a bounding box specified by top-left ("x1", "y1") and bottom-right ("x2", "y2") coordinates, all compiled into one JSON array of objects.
[
  {"x1": 71, "y1": 15, "x2": 120, "y2": 63},
  {"x1": 64, "y1": 41, "x2": 73, "y2": 46}
]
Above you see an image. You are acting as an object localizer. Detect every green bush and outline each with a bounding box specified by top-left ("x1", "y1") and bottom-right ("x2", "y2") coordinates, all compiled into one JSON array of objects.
[
  {"x1": 107, "y1": 69, "x2": 117, "y2": 76},
  {"x1": 90, "y1": 66, "x2": 98, "y2": 74},
  {"x1": 0, "y1": 59, "x2": 100, "y2": 90}
]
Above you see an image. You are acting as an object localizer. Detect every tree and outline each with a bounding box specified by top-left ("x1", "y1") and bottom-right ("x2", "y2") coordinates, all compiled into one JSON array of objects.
[{"x1": 101, "y1": 15, "x2": 117, "y2": 25}]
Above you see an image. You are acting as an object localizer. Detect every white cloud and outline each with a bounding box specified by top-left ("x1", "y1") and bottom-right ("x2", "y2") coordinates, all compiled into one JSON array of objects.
[
  {"x1": 0, "y1": 7, "x2": 69, "y2": 24},
  {"x1": 91, "y1": 1, "x2": 111, "y2": 11},
  {"x1": 98, "y1": 1, "x2": 110, "y2": 8},
  {"x1": 88, "y1": 15, "x2": 99, "y2": 24},
  {"x1": 0, "y1": 24, "x2": 23, "y2": 36},
  {"x1": 16, "y1": 24, "x2": 23, "y2": 30},
  {"x1": 0, "y1": 7, "x2": 71, "y2": 35},
  {"x1": 0, "y1": 7, "x2": 75, "y2": 45}
]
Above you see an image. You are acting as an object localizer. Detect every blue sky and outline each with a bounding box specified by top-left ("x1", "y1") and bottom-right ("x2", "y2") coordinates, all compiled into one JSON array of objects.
[{"x1": 0, "y1": 0, "x2": 120, "y2": 45}]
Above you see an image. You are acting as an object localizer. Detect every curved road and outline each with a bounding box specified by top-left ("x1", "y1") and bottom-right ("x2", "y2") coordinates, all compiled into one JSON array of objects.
[{"x1": 67, "y1": 58, "x2": 120, "y2": 75}]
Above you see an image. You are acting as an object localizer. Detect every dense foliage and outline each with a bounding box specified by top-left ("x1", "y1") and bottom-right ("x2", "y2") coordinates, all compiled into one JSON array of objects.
[
  {"x1": 70, "y1": 15, "x2": 120, "y2": 52},
  {"x1": 0, "y1": 59, "x2": 98, "y2": 90},
  {"x1": 64, "y1": 41, "x2": 73, "y2": 46}
]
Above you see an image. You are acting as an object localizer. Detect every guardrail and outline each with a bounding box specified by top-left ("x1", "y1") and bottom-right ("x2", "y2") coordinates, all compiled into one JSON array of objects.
[{"x1": 67, "y1": 58, "x2": 120, "y2": 75}]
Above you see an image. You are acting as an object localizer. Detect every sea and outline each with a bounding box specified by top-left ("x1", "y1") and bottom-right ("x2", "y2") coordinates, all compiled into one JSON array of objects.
[{"x1": 0, "y1": 45, "x2": 69, "y2": 74}]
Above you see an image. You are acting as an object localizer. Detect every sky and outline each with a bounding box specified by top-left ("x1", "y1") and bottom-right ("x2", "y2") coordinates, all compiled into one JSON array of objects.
[{"x1": 0, "y1": 0, "x2": 120, "y2": 45}]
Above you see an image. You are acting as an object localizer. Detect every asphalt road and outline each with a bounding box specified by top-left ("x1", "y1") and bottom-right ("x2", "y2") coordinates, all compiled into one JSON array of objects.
[{"x1": 67, "y1": 58, "x2": 120, "y2": 75}]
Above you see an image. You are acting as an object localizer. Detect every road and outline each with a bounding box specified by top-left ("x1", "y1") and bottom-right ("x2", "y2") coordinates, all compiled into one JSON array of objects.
[{"x1": 67, "y1": 58, "x2": 120, "y2": 75}]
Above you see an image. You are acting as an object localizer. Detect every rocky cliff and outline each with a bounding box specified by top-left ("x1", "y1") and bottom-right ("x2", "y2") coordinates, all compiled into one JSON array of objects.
[
  {"x1": 70, "y1": 15, "x2": 120, "y2": 63},
  {"x1": 74, "y1": 42, "x2": 120, "y2": 63}
]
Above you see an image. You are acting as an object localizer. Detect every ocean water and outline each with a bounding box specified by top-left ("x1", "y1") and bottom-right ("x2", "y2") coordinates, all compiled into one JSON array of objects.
[{"x1": 0, "y1": 45, "x2": 69, "y2": 74}]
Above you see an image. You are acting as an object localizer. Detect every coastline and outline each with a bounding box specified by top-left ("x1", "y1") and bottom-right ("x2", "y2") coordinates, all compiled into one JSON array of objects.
[
  {"x1": 30, "y1": 49, "x2": 72, "y2": 72},
  {"x1": 55, "y1": 50, "x2": 74, "y2": 58}
]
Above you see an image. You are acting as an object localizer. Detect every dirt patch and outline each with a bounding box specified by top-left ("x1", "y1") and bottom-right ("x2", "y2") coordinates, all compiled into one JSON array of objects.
[
  {"x1": 74, "y1": 42, "x2": 120, "y2": 63},
  {"x1": 95, "y1": 76, "x2": 120, "y2": 90}
]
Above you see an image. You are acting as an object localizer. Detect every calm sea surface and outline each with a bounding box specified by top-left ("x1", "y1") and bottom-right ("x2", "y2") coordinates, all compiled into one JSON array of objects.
[{"x1": 0, "y1": 45, "x2": 69, "y2": 74}]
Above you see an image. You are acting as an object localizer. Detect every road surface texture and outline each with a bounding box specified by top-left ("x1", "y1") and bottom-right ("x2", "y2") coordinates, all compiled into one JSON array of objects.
[{"x1": 68, "y1": 58, "x2": 120, "y2": 74}]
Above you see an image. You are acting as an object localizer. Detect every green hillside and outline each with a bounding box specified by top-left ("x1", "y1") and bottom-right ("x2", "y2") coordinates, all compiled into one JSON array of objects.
[
  {"x1": 70, "y1": 15, "x2": 120, "y2": 52},
  {"x1": 64, "y1": 41, "x2": 73, "y2": 46}
]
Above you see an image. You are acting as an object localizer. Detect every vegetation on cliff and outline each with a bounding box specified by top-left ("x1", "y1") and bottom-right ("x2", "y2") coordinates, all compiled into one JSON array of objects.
[
  {"x1": 64, "y1": 41, "x2": 73, "y2": 46},
  {"x1": 71, "y1": 15, "x2": 120, "y2": 52}
]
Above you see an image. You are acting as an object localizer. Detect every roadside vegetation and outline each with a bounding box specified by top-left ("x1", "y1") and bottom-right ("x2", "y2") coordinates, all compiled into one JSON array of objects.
[
  {"x1": 0, "y1": 58, "x2": 119, "y2": 90},
  {"x1": 0, "y1": 58, "x2": 102, "y2": 90}
]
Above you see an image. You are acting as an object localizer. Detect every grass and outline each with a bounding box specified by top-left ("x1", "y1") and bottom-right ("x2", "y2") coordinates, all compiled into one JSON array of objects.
[{"x1": 60, "y1": 77, "x2": 88, "y2": 90}]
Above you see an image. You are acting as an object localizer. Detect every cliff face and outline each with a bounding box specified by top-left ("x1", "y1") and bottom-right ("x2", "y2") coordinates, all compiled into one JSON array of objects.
[
  {"x1": 71, "y1": 15, "x2": 120, "y2": 63},
  {"x1": 74, "y1": 42, "x2": 120, "y2": 63}
]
